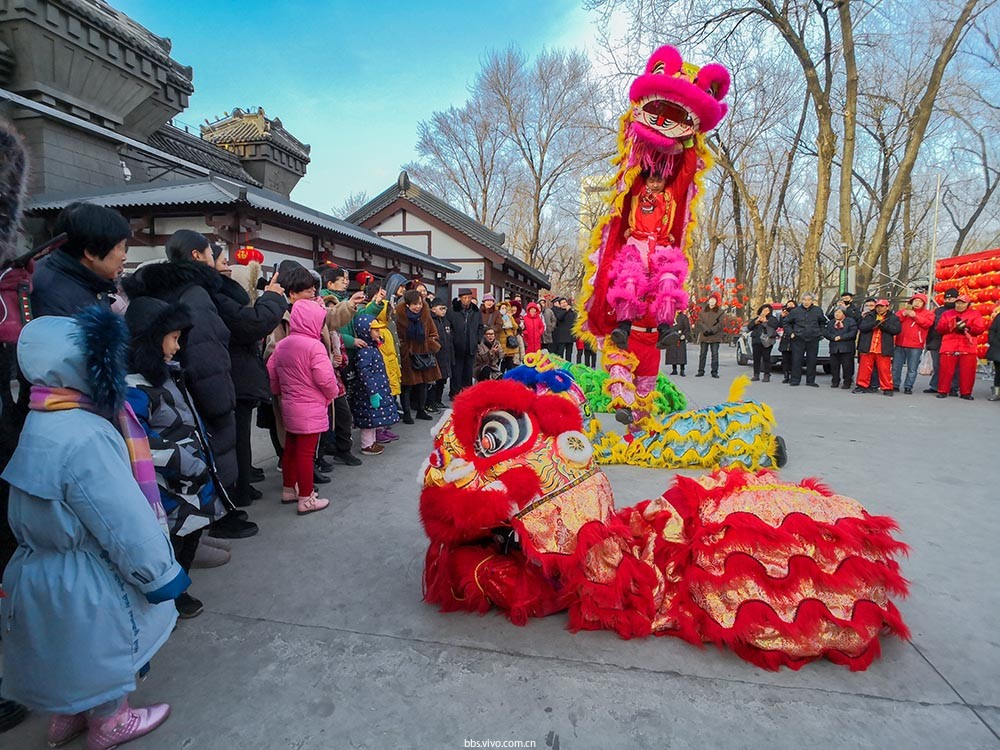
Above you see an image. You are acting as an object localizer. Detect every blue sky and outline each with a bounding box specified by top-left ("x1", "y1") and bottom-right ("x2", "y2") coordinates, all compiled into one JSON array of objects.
[{"x1": 114, "y1": 0, "x2": 597, "y2": 214}]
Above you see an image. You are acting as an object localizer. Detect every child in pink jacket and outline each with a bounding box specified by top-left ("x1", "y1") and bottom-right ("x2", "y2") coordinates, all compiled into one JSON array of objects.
[{"x1": 266, "y1": 300, "x2": 338, "y2": 515}]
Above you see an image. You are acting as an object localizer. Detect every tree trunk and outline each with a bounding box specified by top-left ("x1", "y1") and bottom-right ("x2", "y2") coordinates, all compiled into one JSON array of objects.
[
  {"x1": 856, "y1": 0, "x2": 982, "y2": 292},
  {"x1": 837, "y1": 0, "x2": 859, "y2": 282}
]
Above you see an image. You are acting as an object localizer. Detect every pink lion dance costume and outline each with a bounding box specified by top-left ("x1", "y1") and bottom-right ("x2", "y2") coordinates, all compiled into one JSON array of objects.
[{"x1": 579, "y1": 46, "x2": 731, "y2": 422}]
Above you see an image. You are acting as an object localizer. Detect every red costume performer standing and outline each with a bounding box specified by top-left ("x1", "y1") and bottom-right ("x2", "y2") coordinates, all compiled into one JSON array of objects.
[
  {"x1": 936, "y1": 293, "x2": 987, "y2": 399},
  {"x1": 607, "y1": 173, "x2": 687, "y2": 350}
]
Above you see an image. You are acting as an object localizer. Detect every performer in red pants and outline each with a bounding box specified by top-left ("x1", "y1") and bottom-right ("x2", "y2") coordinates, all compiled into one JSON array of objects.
[
  {"x1": 854, "y1": 299, "x2": 901, "y2": 395},
  {"x1": 935, "y1": 293, "x2": 987, "y2": 400}
]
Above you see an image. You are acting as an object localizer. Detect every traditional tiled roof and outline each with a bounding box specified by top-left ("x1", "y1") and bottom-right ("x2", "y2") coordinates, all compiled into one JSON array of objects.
[
  {"x1": 147, "y1": 125, "x2": 261, "y2": 186},
  {"x1": 27, "y1": 176, "x2": 458, "y2": 274},
  {"x1": 64, "y1": 0, "x2": 194, "y2": 93},
  {"x1": 201, "y1": 108, "x2": 311, "y2": 162},
  {"x1": 347, "y1": 171, "x2": 550, "y2": 288}
]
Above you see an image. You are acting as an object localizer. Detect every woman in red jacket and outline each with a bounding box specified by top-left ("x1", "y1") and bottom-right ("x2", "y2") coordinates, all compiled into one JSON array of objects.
[
  {"x1": 892, "y1": 293, "x2": 935, "y2": 394},
  {"x1": 522, "y1": 302, "x2": 545, "y2": 355},
  {"x1": 936, "y1": 293, "x2": 987, "y2": 400}
]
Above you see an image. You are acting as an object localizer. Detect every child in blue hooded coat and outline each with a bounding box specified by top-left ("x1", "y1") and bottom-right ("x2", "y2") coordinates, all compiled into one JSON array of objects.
[
  {"x1": 1, "y1": 307, "x2": 189, "y2": 749},
  {"x1": 348, "y1": 314, "x2": 399, "y2": 456}
]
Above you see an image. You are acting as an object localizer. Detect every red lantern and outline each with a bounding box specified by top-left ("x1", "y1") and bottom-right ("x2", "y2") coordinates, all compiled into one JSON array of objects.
[{"x1": 234, "y1": 246, "x2": 263, "y2": 266}]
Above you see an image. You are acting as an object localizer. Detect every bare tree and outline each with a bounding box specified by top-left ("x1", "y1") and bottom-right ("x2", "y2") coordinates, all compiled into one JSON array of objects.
[
  {"x1": 335, "y1": 190, "x2": 370, "y2": 220},
  {"x1": 477, "y1": 46, "x2": 609, "y2": 268},
  {"x1": 403, "y1": 98, "x2": 518, "y2": 229}
]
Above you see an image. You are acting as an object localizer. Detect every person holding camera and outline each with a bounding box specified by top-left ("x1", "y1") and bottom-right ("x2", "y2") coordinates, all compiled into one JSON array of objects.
[
  {"x1": 825, "y1": 307, "x2": 859, "y2": 389},
  {"x1": 892, "y1": 293, "x2": 934, "y2": 394},
  {"x1": 475, "y1": 327, "x2": 504, "y2": 381},
  {"x1": 747, "y1": 303, "x2": 779, "y2": 382},
  {"x1": 935, "y1": 292, "x2": 987, "y2": 400}
]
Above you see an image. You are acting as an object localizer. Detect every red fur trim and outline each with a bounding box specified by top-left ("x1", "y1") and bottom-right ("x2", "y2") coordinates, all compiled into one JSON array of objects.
[
  {"x1": 422, "y1": 544, "x2": 493, "y2": 615},
  {"x1": 686, "y1": 552, "x2": 909, "y2": 599},
  {"x1": 532, "y1": 394, "x2": 584, "y2": 436},
  {"x1": 420, "y1": 483, "x2": 520, "y2": 545}
]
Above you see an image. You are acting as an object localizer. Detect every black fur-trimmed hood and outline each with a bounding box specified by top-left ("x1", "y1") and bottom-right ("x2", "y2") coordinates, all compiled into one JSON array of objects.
[
  {"x1": 122, "y1": 259, "x2": 222, "y2": 302},
  {"x1": 125, "y1": 297, "x2": 193, "y2": 387}
]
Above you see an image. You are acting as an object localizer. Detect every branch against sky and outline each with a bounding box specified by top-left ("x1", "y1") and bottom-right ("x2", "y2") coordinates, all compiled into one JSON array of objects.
[
  {"x1": 586, "y1": 0, "x2": 1000, "y2": 301},
  {"x1": 406, "y1": 44, "x2": 615, "y2": 291}
]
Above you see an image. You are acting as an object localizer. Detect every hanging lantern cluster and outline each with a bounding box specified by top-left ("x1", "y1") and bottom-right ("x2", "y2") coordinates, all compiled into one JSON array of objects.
[
  {"x1": 934, "y1": 248, "x2": 1000, "y2": 359},
  {"x1": 234, "y1": 245, "x2": 264, "y2": 266}
]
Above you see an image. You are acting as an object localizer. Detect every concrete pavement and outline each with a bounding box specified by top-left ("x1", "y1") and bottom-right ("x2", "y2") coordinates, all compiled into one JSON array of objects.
[{"x1": 4, "y1": 346, "x2": 999, "y2": 749}]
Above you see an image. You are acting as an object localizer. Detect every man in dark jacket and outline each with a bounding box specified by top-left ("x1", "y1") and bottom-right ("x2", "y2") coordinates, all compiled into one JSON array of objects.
[
  {"x1": 448, "y1": 289, "x2": 483, "y2": 397},
  {"x1": 924, "y1": 288, "x2": 958, "y2": 394},
  {"x1": 30, "y1": 202, "x2": 128, "y2": 318},
  {"x1": 122, "y1": 230, "x2": 258, "y2": 538},
  {"x1": 824, "y1": 308, "x2": 858, "y2": 389},
  {"x1": 854, "y1": 299, "x2": 903, "y2": 395},
  {"x1": 551, "y1": 298, "x2": 577, "y2": 360},
  {"x1": 213, "y1": 259, "x2": 287, "y2": 507},
  {"x1": 785, "y1": 293, "x2": 828, "y2": 386},
  {"x1": 428, "y1": 297, "x2": 453, "y2": 409}
]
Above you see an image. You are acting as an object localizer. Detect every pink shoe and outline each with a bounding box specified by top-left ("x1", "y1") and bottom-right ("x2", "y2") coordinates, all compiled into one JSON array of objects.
[
  {"x1": 376, "y1": 428, "x2": 398, "y2": 443},
  {"x1": 86, "y1": 701, "x2": 170, "y2": 750},
  {"x1": 280, "y1": 486, "x2": 297, "y2": 504},
  {"x1": 48, "y1": 712, "x2": 87, "y2": 747},
  {"x1": 297, "y1": 492, "x2": 329, "y2": 516}
]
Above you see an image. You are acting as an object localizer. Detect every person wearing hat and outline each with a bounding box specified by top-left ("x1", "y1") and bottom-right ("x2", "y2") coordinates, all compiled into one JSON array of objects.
[
  {"x1": 125, "y1": 297, "x2": 228, "y2": 618},
  {"x1": 892, "y1": 293, "x2": 935, "y2": 394},
  {"x1": 480, "y1": 292, "x2": 502, "y2": 332},
  {"x1": 935, "y1": 292, "x2": 987, "y2": 400},
  {"x1": 447, "y1": 288, "x2": 483, "y2": 396},
  {"x1": 854, "y1": 299, "x2": 902, "y2": 395},
  {"x1": 924, "y1": 288, "x2": 959, "y2": 394},
  {"x1": 427, "y1": 297, "x2": 454, "y2": 411}
]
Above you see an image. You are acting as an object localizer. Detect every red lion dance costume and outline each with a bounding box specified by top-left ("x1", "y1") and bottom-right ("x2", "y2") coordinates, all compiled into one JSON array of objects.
[
  {"x1": 420, "y1": 377, "x2": 909, "y2": 671},
  {"x1": 578, "y1": 45, "x2": 730, "y2": 423}
]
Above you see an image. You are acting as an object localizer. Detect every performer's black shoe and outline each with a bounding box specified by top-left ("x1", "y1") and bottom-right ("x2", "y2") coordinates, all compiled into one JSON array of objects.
[
  {"x1": 614, "y1": 408, "x2": 634, "y2": 425},
  {"x1": 656, "y1": 323, "x2": 679, "y2": 349},
  {"x1": 774, "y1": 435, "x2": 788, "y2": 468},
  {"x1": 610, "y1": 321, "x2": 632, "y2": 349}
]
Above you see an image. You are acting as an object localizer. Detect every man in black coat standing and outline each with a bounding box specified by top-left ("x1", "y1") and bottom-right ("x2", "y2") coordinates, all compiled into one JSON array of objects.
[
  {"x1": 448, "y1": 289, "x2": 483, "y2": 397},
  {"x1": 428, "y1": 297, "x2": 454, "y2": 410},
  {"x1": 785, "y1": 293, "x2": 828, "y2": 386}
]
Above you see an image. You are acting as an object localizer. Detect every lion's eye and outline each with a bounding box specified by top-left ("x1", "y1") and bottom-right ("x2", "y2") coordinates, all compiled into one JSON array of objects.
[{"x1": 475, "y1": 411, "x2": 534, "y2": 458}]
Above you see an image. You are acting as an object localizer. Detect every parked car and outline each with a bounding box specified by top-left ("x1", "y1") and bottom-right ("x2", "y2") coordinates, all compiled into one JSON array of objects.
[{"x1": 736, "y1": 328, "x2": 831, "y2": 372}]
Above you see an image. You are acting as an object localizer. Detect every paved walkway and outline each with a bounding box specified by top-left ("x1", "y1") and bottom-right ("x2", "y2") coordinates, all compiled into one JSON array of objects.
[{"x1": 4, "y1": 348, "x2": 999, "y2": 749}]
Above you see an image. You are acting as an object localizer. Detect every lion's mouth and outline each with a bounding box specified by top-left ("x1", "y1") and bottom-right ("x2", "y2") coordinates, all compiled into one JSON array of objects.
[{"x1": 635, "y1": 96, "x2": 699, "y2": 139}]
